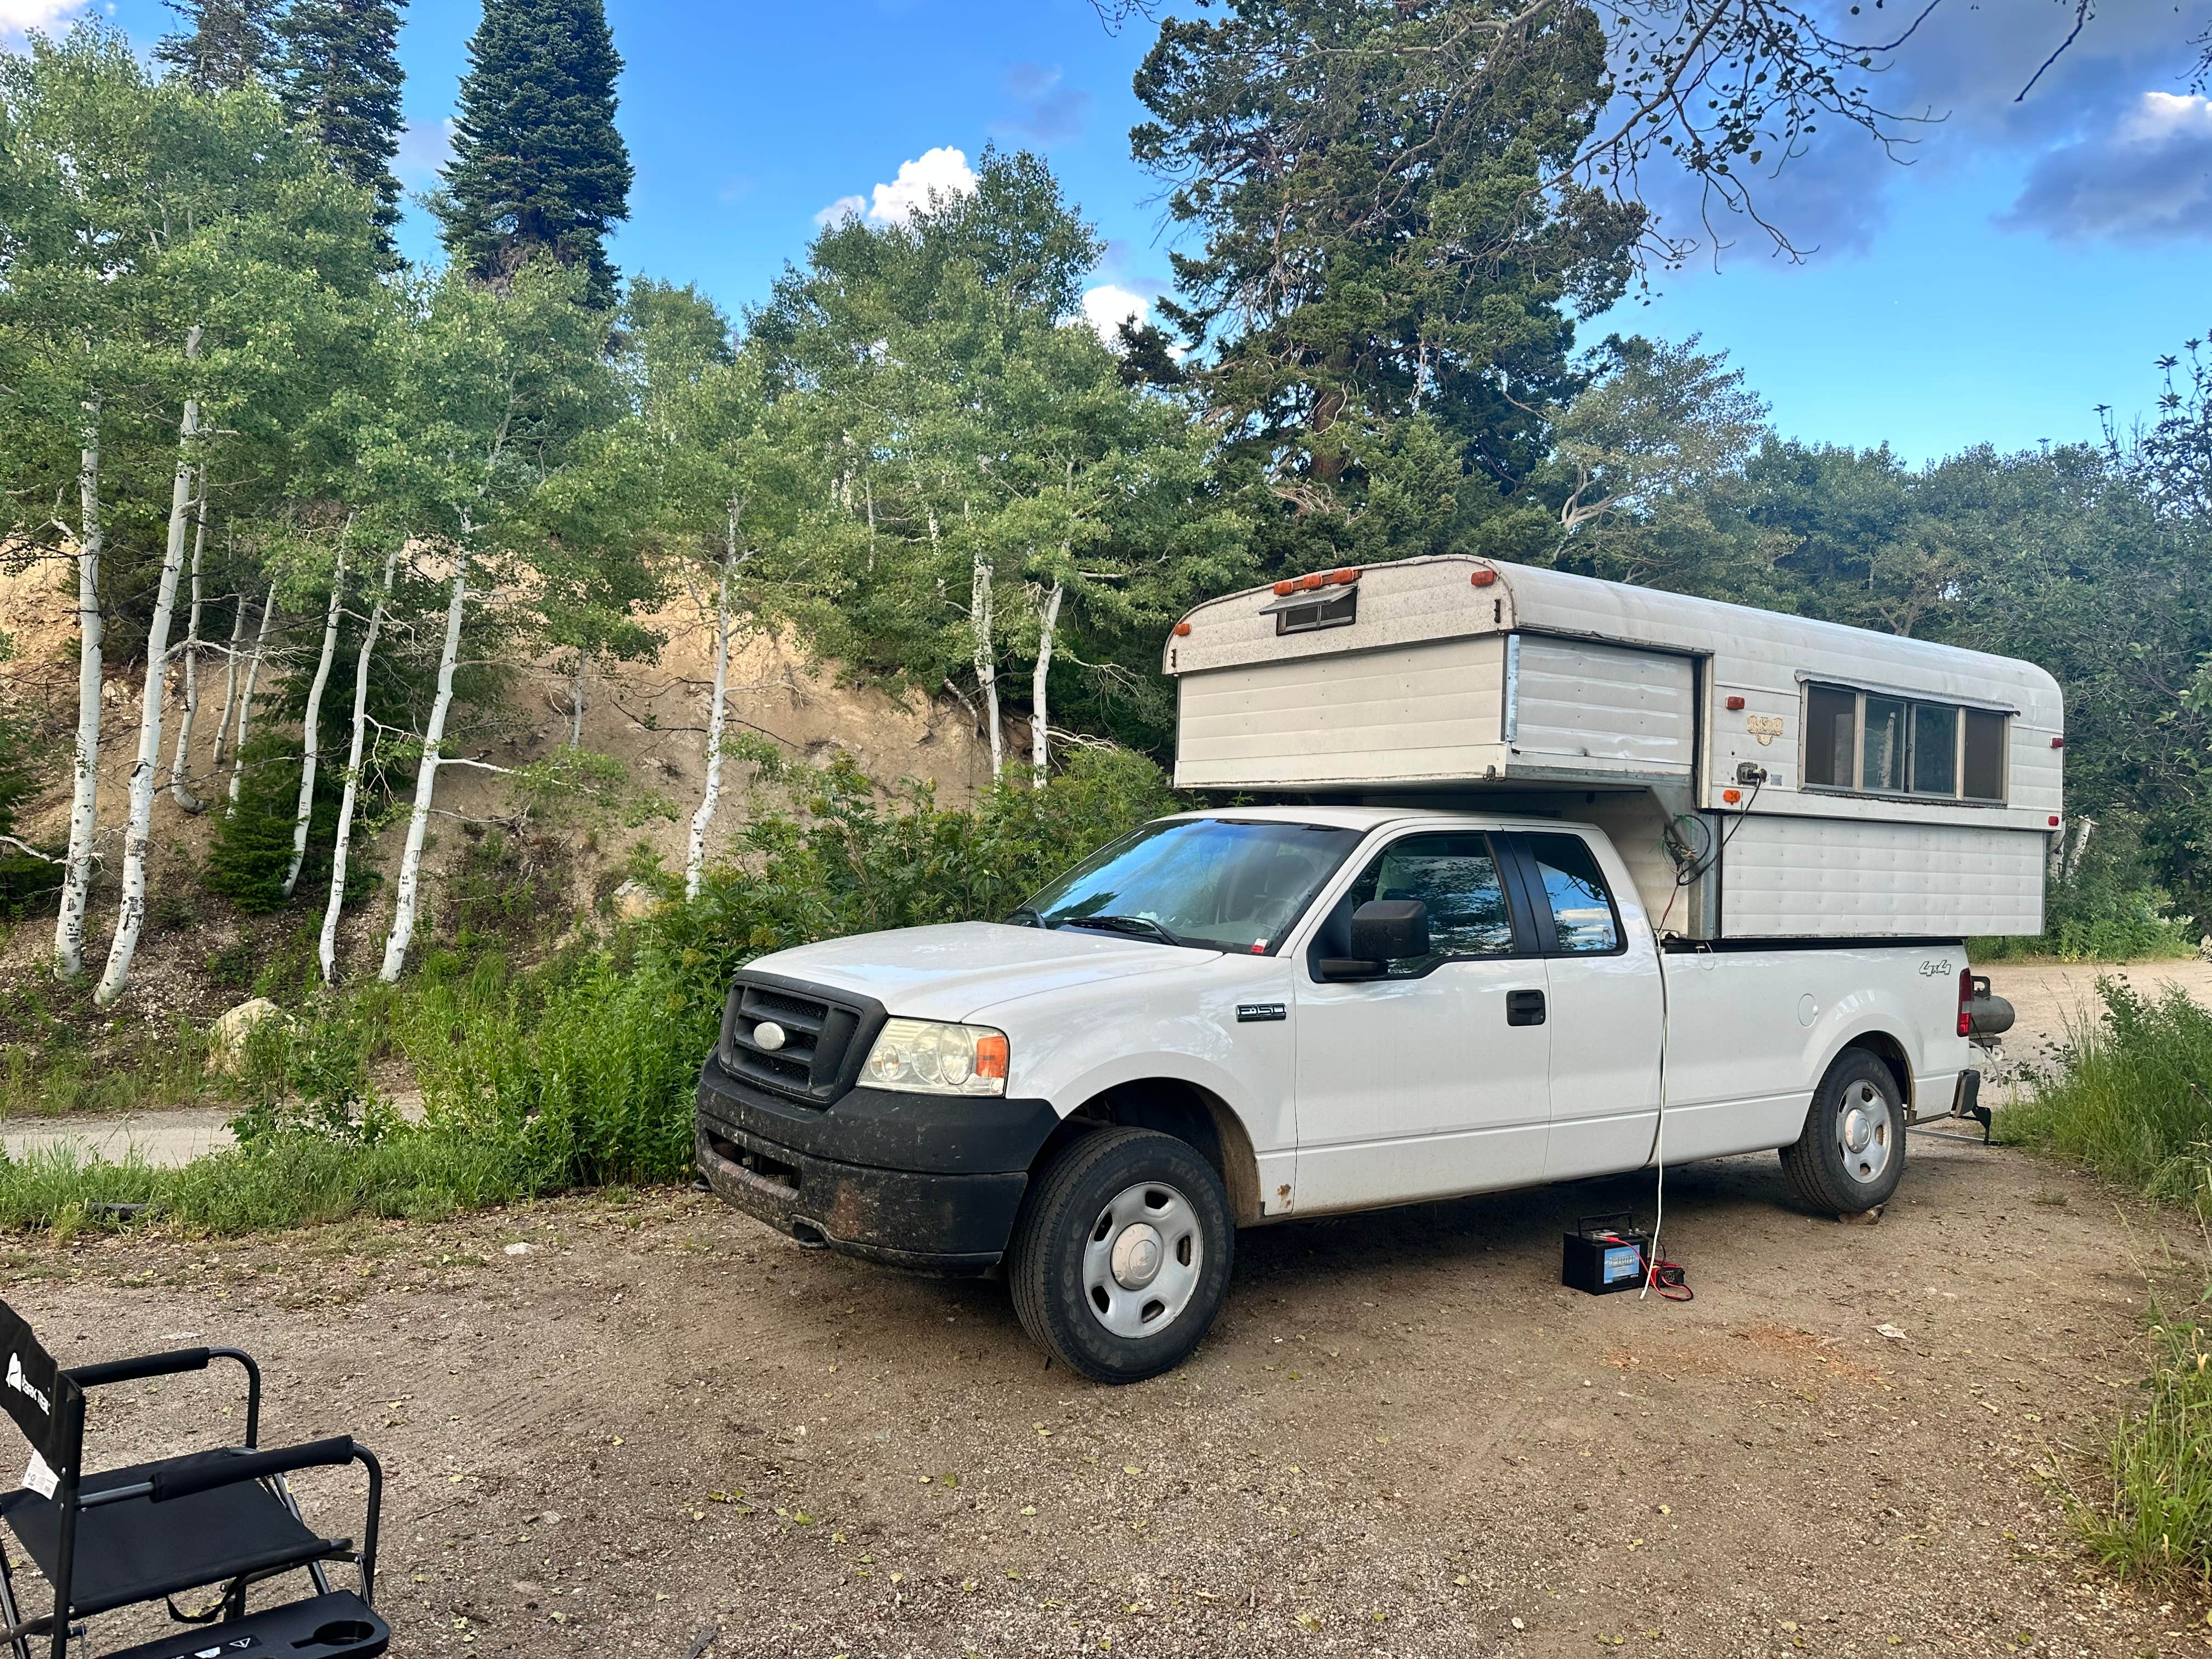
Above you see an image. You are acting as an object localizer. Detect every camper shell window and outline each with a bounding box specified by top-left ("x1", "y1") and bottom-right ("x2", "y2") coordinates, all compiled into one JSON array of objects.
[
  {"x1": 1262, "y1": 587, "x2": 1357, "y2": 636},
  {"x1": 1802, "y1": 681, "x2": 2007, "y2": 803}
]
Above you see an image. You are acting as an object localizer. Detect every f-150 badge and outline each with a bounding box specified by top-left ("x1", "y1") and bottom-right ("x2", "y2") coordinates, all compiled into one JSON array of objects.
[{"x1": 1237, "y1": 1003, "x2": 1287, "y2": 1023}]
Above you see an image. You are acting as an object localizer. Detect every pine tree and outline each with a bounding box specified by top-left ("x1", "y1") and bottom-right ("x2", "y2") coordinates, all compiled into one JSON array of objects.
[
  {"x1": 278, "y1": 0, "x2": 409, "y2": 257},
  {"x1": 155, "y1": 0, "x2": 283, "y2": 93},
  {"x1": 435, "y1": 0, "x2": 633, "y2": 307}
]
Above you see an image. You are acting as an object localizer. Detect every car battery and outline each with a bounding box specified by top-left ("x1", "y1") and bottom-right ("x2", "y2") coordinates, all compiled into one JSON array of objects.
[{"x1": 1562, "y1": 1213, "x2": 1650, "y2": 1295}]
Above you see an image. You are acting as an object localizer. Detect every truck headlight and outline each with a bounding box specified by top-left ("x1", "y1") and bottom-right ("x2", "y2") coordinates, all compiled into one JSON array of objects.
[{"x1": 859, "y1": 1018, "x2": 1009, "y2": 1096}]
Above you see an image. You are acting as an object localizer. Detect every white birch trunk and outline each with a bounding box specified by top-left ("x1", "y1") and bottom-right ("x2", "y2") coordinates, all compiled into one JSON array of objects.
[
  {"x1": 54, "y1": 393, "x2": 104, "y2": 980},
  {"x1": 568, "y1": 654, "x2": 586, "y2": 748},
  {"x1": 685, "y1": 540, "x2": 736, "y2": 902},
  {"x1": 1029, "y1": 580, "x2": 1062, "y2": 788},
  {"x1": 971, "y1": 550, "x2": 1001, "y2": 780},
  {"x1": 95, "y1": 332, "x2": 200, "y2": 1007},
  {"x1": 167, "y1": 466, "x2": 208, "y2": 813},
  {"x1": 226, "y1": 583, "x2": 276, "y2": 810},
  {"x1": 282, "y1": 536, "x2": 347, "y2": 898},
  {"x1": 208, "y1": 587, "x2": 246, "y2": 775},
  {"x1": 378, "y1": 551, "x2": 467, "y2": 983},
  {"x1": 320, "y1": 547, "x2": 397, "y2": 984}
]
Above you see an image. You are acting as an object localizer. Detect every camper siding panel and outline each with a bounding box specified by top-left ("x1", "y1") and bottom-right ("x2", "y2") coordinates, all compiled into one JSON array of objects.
[
  {"x1": 1719, "y1": 817, "x2": 2046, "y2": 937},
  {"x1": 1173, "y1": 636, "x2": 1507, "y2": 788},
  {"x1": 1509, "y1": 639, "x2": 1695, "y2": 776}
]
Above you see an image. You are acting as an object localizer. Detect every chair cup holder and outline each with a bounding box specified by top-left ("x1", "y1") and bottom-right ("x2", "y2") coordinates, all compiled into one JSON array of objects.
[{"x1": 300, "y1": 1620, "x2": 379, "y2": 1647}]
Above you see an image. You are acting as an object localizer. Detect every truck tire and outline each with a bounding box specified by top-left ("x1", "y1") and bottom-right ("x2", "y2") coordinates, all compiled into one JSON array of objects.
[
  {"x1": 1007, "y1": 1127, "x2": 1234, "y2": 1385},
  {"x1": 1780, "y1": 1047, "x2": 1908, "y2": 1215}
]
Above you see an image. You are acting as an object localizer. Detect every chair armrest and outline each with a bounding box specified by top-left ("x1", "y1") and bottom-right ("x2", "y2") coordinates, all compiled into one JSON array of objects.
[
  {"x1": 65, "y1": 1347, "x2": 211, "y2": 1389},
  {"x1": 150, "y1": 1436, "x2": 360, "y2": 1503}
]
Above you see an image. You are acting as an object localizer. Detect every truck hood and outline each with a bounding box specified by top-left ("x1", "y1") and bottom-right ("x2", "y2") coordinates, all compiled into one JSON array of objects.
[{"x1": 744, "y1": 922, "x2": 1214, "y2": 1023}]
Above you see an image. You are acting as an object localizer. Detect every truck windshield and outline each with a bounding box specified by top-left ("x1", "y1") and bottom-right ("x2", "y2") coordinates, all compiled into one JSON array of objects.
[{"x1": 1014, "y1": 819, "x2": 1364, "y2": 954}]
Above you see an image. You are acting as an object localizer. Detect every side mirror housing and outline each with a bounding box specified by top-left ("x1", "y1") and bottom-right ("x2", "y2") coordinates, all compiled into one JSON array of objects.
[{"x1": 1348, "y1": 898, "x2": 1429, "y2": 962}]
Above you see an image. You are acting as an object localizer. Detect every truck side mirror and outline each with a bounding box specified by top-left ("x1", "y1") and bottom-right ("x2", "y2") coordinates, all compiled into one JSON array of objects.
[{"x1": 1348, "y1": 898, "x2": 1429, "y2": 962}]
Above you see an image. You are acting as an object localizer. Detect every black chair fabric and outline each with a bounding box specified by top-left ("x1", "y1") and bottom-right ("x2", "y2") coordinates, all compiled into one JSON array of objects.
[{"x1": 0, "y1": 1450, "x2": 341, "y2": 1618}]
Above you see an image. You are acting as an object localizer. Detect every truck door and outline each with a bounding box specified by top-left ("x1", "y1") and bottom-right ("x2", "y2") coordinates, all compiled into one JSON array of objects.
[
  {"x1": 1290, "y1": 830, "x2": 1551, "y2": 1211},
  {"x1": 1507, "y1": 831, "x2": 1666, "y2": 1181}
]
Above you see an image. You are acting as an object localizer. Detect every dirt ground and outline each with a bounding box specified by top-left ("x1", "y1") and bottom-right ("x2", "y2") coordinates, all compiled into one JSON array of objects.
[{"x1": 10, "y1": 1123, "x2": 2203, "y2": 1659}]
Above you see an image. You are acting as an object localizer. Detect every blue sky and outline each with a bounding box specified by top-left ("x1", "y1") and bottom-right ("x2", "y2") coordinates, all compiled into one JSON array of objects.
[{"x1": 50, "y1": 0, "x2": 2212, "y2": 465}]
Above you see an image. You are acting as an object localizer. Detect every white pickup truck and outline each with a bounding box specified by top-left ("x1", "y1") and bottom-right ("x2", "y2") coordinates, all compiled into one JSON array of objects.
[{"x1": 695, "y1": 804, "x2": 1985, "y2": 1383}]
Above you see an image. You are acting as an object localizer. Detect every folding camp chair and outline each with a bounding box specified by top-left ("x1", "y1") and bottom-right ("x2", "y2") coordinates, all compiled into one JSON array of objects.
[{"x1": 0, "y1": 1300, "x2": 388, "y2": 1659}]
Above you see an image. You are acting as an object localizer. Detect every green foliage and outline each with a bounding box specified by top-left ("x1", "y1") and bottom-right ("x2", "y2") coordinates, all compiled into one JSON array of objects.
[
  {"x1": 435, "y1": 0, "x2": 634, "y2": 306},
  {"x1": 0, "y1": 748, "x2": 1177, "y2": 1230},
  {"x1": 155, "y1": 0, "x2": 281, "y2": 94},
  {"x1": 1131, "y1": 0, "x2": 1641, "y2": 560},
  {"x1": 276, "y1": 0, "x2": 409, "y2": 252},
  {"x1": 1998, "y1": 979, "x2": 2212, "y2": 1204}
]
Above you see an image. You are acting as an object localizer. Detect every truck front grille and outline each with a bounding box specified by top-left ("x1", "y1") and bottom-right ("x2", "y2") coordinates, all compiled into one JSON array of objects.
[{"x1": 719, "y1": 976, "x2": 868, "y2": 1104}]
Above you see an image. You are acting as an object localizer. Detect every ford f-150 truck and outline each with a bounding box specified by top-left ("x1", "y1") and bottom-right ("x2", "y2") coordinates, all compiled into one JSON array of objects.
[{"x1": 695, "y1": 804, "x2": 1985, "y2": 1382}]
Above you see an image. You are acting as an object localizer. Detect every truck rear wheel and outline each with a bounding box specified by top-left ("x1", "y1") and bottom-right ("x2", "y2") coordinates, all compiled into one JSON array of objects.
[
  {"x1": 1780, "y1": 1047, "x2": 1908, "y2": 1215},
  {"x1": 1007, "y1": 1127, "x2": 1234, "y2": 1385}
]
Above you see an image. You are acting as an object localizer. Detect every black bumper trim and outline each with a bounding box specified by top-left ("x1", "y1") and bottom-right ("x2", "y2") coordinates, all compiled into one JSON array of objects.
[
  {"x1": 696, "y1": 1120, "x2": 1027, "y2": 1272},
  {"x1": 696, "y1": 1052, "x2": 1059, "y2": 1175}
]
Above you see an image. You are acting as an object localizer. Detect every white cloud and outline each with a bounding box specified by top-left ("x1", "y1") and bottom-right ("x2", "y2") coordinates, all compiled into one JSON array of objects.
[
  {"x1": 1081, "y1": 284, "x2": 1150, "y2": 347},
  {"x1": 0, "y1": 0, "x2": 84, "y2": 35},
  {"x1": 2001, "y1": 90, "x2": 2212, "y2": 243},
  {"x1": 814, "y1": 148, "x2": 979, "y2": 232},
  {"x1": 863, "y1": 146, "x2": 977, "y2": 225}
]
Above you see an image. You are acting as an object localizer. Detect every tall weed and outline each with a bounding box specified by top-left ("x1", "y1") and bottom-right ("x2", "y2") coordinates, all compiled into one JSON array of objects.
[{"x1": 1998, "y1": 979, "x2": 2212, "y2": 1203}]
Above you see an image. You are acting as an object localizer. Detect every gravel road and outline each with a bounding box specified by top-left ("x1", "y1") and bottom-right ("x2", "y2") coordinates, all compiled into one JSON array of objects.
[{"x1": 14, "y1": 1124, "x2": 2203, "y2": 1658}]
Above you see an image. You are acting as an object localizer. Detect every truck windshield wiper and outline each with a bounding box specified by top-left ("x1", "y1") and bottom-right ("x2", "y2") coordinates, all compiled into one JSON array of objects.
[
  {"x1": 1060, "y1": 913, "x2": 1191, "y2": 949},
  {"x1": 1006, "y1": 906, "x2": 1045, "y2": 927}
]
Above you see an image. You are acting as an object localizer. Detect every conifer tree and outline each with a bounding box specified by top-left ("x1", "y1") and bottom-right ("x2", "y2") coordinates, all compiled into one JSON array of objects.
[
  {"x1": 278, "y1": 0, "x2": 409, "y2": 256},
  {"x1": 155, "y1": 0, "x2": 283, "y2": 93},
  {"x1": 435, "y1": 0, "x2": 633, "y2": 307}
]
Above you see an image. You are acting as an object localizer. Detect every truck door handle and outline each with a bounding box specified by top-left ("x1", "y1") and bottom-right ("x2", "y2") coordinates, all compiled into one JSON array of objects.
[{"x1": 1506, "y1": 989, "x2": 1546, "y2": 1027}]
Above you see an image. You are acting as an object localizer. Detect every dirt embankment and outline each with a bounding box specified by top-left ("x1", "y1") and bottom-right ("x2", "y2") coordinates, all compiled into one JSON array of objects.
[{"x1": 0, "y1": 556, "x2": 1001, "y2": 1017}]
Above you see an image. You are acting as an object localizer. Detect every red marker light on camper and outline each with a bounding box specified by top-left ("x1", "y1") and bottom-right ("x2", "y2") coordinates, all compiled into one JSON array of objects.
[
  {"x1": 1173, "y1": 622, "x2": 1192, "y2": 636},
  {"x1": 1723, "y1": 788, "x2": 1742, "y2": 804},
  {"x1": 1725, "y1": 695, "x2": 1746, "y2": 711},
  {"x1": 2049, "y1": 815, "x2": 2061, "y2": 827},
  {"x1": 1470, "y1": 569, "x2": 1498, "y2": 588},
  {"x1": 2050, "y1": 736, "x2": 2064, "y2": 749}
]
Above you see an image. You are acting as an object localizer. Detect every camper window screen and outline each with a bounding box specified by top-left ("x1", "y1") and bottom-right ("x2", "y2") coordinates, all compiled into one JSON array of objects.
[{"x1": 1803, "y1": 682, "x2": 2008, "y2": 803}]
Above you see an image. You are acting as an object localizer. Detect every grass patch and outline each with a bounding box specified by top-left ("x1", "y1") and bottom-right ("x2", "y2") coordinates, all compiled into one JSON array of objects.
[
  {"x1": 2068, "y1": 1304, "x2": 2212, "y2": 1584},
  {"x1": 0, "y1": 1132, "x2": 572, "y2": 1238},
  {"x1": 1997, "y1": 979, "x2": 2212, "y2": 1204}
]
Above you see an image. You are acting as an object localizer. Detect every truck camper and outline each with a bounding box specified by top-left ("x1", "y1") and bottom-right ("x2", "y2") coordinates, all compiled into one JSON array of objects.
[{"x1": 698, "y1": 555, "x2": 2052, "y2": 1381}]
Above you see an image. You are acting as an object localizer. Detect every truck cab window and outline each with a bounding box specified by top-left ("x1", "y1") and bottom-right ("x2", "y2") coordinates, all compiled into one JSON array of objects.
[
  {"x1": 1342, "y1": 833, "x2": 1513, "y2": 974},
  {"x1": 1526, "y1": 834, "x2": 1621, "y2": 953}
]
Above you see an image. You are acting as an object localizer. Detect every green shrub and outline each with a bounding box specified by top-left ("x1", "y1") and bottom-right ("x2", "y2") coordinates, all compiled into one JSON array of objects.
[
  {"x1": 1997, "y1": 978, "x2": 2212, "y2": 1204},
  {"x1": 0, "y1": 746, "x2": 1182, "y2": 1233}
]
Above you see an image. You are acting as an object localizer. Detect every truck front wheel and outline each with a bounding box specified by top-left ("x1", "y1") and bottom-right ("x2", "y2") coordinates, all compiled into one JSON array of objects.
[
  {"x1": 1007, "y1": 1127, "x2": 1234, "y2": 1384},
  {"x1": 1780, "y1": 1047, "x2": 1908, "y2": 1215}
]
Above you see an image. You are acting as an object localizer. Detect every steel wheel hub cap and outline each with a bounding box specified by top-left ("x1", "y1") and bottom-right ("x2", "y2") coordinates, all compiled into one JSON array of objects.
[
  {"x1": 1083, "y1": 1183, "x2": 1203, "y2": 1339},
  {"x1": 1836, "y1": 1081, "x2": 1893, "y2": 1184}
]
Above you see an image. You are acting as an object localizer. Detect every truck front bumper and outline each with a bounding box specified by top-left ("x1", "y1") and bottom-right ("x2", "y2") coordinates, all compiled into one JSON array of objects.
[{"x1": 695, "y1": 1052, "x2": 1061, "y2": 1273}]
